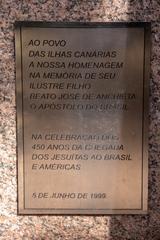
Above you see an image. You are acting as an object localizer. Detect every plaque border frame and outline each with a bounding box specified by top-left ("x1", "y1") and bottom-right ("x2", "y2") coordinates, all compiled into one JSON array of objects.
[{"x1": 15, "y1": 21, "x2": 150, "y2": 215}]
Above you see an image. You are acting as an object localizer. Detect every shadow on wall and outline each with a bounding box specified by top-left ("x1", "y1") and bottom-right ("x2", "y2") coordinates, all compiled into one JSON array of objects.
[
  {"x1": 18, "y1": 1, "x2": 160, "y2": 239},
  {"x1": 17, "y1": 1, "x2": 160, "y2": 239}
]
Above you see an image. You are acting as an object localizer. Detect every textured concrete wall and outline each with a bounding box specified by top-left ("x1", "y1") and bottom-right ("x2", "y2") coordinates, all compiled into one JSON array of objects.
[{"x1": 0, "y1": 0, "x2": 160, "y2": 239}]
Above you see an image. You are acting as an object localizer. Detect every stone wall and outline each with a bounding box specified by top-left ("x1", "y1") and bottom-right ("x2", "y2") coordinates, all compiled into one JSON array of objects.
[{"x1": 0, "y1": 0, "x2": 160, "y2": 239}]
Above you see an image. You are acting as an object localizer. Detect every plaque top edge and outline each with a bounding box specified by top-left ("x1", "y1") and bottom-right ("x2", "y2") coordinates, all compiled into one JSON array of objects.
[{"x1": 14, "y1": 21, "x2": 151, "y2": 29}]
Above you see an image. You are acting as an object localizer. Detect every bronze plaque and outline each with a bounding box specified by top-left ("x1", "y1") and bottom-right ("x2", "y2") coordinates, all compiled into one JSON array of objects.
[{"x1": 15, "y1": 22, "x2": 150, "y2": 215}]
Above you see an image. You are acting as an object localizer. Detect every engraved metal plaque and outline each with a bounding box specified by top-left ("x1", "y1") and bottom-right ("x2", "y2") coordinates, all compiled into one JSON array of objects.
[{"x1": 15, "y1": 22, "x2": 150, "y2": 215}]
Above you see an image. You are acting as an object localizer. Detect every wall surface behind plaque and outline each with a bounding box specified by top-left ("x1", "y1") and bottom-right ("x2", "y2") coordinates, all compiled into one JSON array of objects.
[{"x1": 0, "y1": 0, "x2": 160, "y2": 239}]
